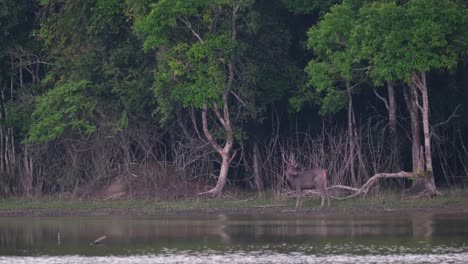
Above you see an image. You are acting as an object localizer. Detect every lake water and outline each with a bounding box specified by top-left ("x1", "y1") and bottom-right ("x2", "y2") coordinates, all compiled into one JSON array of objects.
[{"x1": 0, "y1": 212, "x2": 467, "y2": 263}]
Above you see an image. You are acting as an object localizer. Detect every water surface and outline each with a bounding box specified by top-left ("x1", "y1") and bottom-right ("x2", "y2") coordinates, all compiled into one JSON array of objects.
[{"x1": 0, "y1": 212, "x2": 467, "y2": 263}]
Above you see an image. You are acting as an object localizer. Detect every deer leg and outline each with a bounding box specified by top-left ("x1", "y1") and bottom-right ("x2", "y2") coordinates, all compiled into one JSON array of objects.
[
  {"x1": 321, "y1": 171, "x2": 330, "y2": 209},
  {"x1": 319, "y1": 191, "x2": 330, "y2": 210},
  {"x1": 295, "y1": 189, "x2": 302, "y2": 209},
  {"x1": 325, "y1": 185, "x2": 330, "y2": 209}
]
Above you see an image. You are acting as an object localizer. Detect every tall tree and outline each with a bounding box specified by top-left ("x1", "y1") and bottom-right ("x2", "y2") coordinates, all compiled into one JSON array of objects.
[
  {"x1": 354, "y1": 0, "x2": 467, "y2": 194},
  {"x1": 135, "y1": 0, "x2": 253, "y2": 197}
]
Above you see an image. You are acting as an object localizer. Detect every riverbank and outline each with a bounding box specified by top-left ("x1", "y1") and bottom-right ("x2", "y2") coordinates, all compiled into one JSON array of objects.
[{"x1": 1, "y1": 188, "x2": 467, "y2": 217}]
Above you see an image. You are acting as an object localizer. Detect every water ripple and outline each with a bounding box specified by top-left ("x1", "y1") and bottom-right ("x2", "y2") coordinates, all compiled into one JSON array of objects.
[{"x1": 1, "y1": 252, "x2": 468, "y2": 264}]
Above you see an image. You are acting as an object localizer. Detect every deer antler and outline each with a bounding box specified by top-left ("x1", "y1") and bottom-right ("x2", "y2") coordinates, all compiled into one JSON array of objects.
[
  {"x1": 281, "y1": 152, "x2": 288, "y2": 164},
  {"x1": 288, "y1": 153, "x2": 298, "y2": 167}
]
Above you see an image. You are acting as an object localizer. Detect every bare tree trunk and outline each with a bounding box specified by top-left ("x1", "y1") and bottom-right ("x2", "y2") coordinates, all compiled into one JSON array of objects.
[
  {"x1": 347, "y1": 91, "x2": 357, "y2": 186},
  {"x1": 199, "y1": 100, "x2": 234, "y2": 198},
  {"x1": 214, "y1": 155, "x2": 230, "y2": 198},
  {"x1": 252, "y1": 142, "x2": 263, "y2": 196},
  {"x1": 412, "y1": 72, "x2": 433, "y2": 172},
  {"x1": 410, "y1": 72, "x2": 439, "y2": 196},
  {"x1": 387, "y1": 81, "x2": 400, "y2": 170},
  {"x1": 22, "y1": 145, "x2": 34, "y2": 197},
  {"x1": 0, "y1": 84, "x2": 5, "y2": 174},
  {"x1": 404, "y1": 84, "x2": 422, "y2": 173},
  {"x1": 375, "y1": 82, "x2": 400, "y2": 171}
]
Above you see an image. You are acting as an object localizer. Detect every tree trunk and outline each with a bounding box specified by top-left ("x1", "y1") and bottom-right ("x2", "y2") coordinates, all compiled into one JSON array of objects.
[
  {"x1": 209, "y1": 154, "x2": 230, "y2": 198},
  {"x1": 347, "y1": 91, "x2": 357, "y2": 186},
  {"x1": 194, "y1": 3, "x2": 239, "y2": 198},
  {"x1": 22, "y1": 145, "x2": 34, "y2": 198},
  {"x1": 387, "y1": 81, "x2": 400, "y2": 170},
  {"x1": 406, "y1": 73, "x2": 439, "y2": 196},
  {"x1": 412, "y1": 72, "x2": 433, "y2": 172},
  {"x1": 252, "y1": 142, "x2": 263, "y2": 196},
  {"x1": 404, "y1": 84, "x2": 422, "y2": 173},
  {"x1": 199, "y1": 101, "x2": 234, "y2": 198}
]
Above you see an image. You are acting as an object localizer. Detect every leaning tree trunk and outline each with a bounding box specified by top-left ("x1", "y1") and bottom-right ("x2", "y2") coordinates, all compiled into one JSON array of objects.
[
  {"x1": 211, "y1": 152, "x2": 231, "y2": 198},
  {"x1": 199, "y1": 94, "x2": 235, "y2": 198}
]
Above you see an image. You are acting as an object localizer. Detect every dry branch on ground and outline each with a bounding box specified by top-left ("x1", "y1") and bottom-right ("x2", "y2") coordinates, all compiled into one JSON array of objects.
[{"x1": 283, "y1": 171, "x2": 443, "y2": 200}]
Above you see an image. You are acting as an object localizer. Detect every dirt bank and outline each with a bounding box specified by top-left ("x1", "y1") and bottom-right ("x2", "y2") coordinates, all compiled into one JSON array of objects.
[{"x1": 1, "y1": 205, "x2": 467, "y2": 217}]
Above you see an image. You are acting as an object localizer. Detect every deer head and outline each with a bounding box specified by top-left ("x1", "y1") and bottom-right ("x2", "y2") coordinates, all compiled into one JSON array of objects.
[{"x1": 282, "y1": 152, "x2": 299, "y2": 177}]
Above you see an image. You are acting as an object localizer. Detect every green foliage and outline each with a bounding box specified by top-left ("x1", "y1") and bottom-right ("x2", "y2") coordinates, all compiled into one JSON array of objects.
[
  {"x1": 135, "y1": 0, "x2": 244, "y2": 123},
  {"x1": 297, "y1": 0, "x2": 468, "y2": 114},
  {"x1": 0, "y1": 0, "x2": 34, "y2": 55},
  {"x1": 295, "y1": 2, "x2": 359, "y2": 115},
  {"x1": 170, "y1": 34, "x2": 236, "y2": 107},
  {"x1": 28, "y1": 81, "x2": 97, "y2": 143},
  {"x1": 354, "y1": 0, "x2": 468, "y2": 85},
  {"x1": 135, "y1": 0, "x2": 230, "y2": 50},
  {"x1": 124, "y1": 0, "x2": 152, "y2": 18},
  {"x1": 37, "y1": 0, "x2": 155, "y2": 116},
  {"x1": 281, "y1": 0, "x2": 341, "y2": 15}
]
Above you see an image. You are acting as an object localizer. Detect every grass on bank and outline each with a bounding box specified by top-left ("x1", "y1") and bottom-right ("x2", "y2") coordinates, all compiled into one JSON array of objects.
[{"x1": 0, "y1": 188, "x2": 467, "y2": 213}]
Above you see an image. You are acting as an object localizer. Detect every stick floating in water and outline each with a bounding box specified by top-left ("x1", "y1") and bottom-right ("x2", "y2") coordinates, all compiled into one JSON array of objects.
[{"x1": 91, "y1": 236, "x2": 107, "y2": 245}]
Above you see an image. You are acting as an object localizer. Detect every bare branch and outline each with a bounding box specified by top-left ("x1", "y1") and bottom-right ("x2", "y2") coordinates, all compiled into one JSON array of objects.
[
  {"x1": 202, "y1": 105, "x2": 223, "y2": 155},
  {"x1": 212, "y1": 103, "x2": 227, "y2": 128},
  {"x1": 373, "y1": 88, "x2": 389, "y2": 110},
  {"x1": 327, "y1": 184, "x2": 360, "y2": 192},
  {"x1": 177, "y1": 16, "x2": 205, "y2": 45},
  {"x1": 230, "y1": 90, "x2": 246, "y2": 107},
  {"x1": 333, "y1": 171, "x2": 413, "y2": 200},
  {"x1": 228, "y1": 149, "x2": 238, "y2": 164},
  {"x1": 432, "y1": 104, "x2": 461, "y2": 128}
]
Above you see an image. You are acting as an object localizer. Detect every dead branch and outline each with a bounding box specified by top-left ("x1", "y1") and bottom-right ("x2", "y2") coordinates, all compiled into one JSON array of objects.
[
  {"x1": 327, "y1": 184, "x2": 361, "y2": 192},
  {"x1": 332, "y1": 171, "x2": 413, "y2": 200},
  {"x1": 282, "y1": 171, "x2": 414, "y2": 201}
]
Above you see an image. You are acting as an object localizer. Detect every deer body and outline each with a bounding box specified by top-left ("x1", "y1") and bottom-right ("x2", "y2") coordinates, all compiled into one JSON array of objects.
[{"x1": 284, "y1": 156, "x2": 330, "y2": 209}]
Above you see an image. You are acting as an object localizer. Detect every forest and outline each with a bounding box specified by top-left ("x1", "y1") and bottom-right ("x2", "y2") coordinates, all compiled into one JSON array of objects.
[{"x1": 0, "y1": 0, "x2": 467, "y2": 201}]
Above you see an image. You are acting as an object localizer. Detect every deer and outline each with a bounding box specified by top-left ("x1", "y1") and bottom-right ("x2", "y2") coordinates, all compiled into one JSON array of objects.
[{"x1": 283, "y1": 153, "x2": 330, "y2": 210}]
